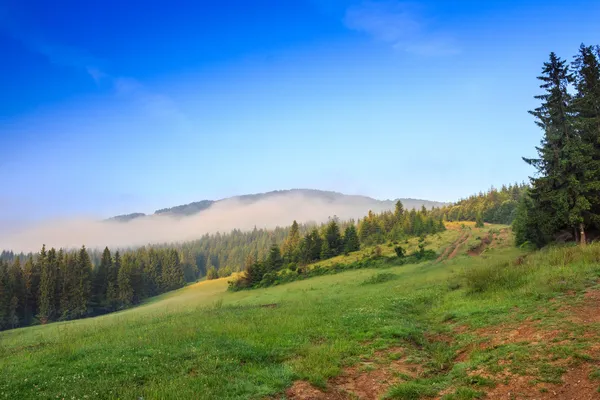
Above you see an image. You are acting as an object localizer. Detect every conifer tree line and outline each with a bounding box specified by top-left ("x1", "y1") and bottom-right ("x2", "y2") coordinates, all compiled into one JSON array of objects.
[
  {"x1": 0, "y1": 202, "x2": 444, "y2": 329},
  {"x1": 514, "y1": 44, "x2": 600, "y2": 247},
  {"x1": 431, "y1": 184, "x2": 528, "y2": 225},
  {"x1": 231, "y1": 201, "x2": 445, "y2": 289},
  {"x1": 0, "y1": 246, "x2": 186, "y2": 331}
]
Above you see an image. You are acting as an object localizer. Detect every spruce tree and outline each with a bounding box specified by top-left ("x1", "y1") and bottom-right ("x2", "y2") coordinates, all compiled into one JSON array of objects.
[
  {"x1": 265, "y1": 243, "x2": 283, "y2": 272},
  {"x1": 38, "y1": 246, "x2": 58, "y2": 324},
  {"x1": 282, "y1": 220, "x2": 301, "y2": 263},
  {"x1": 106, "y1": 251, "x2": 120, "y2": 311},
  {"x1": 72, "y1": 246, "x2": 92, "y2": 318},
  {"x1": 323, "y1": 218, "x2": 343, "y2": 256},
  {"x1": 524, "y1": 52, "x2": 588, "y2": 244},
  {"x1": 117, "y1": 255, "x2": 134, "y2": 308},
  {"x1": 572, "y1": 44, "x2": 600, "y2": 236},
  {"x1": 475, "y1": 211, "x2": 484, "y2": 228},
  {"x1": 343, "y1": 225, "x2": 360, "y2": 253},
  {"x1": 93, "y1": 247, "x2": 112, "y2": 309},
  {"x1": 22, "y1": 256, "x2": 38, "y2": 324}
]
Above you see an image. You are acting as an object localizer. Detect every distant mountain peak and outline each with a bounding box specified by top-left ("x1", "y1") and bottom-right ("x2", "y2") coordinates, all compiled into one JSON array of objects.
[{"x1": 108, "y1": 189, "x2": 446, "y2": 222}]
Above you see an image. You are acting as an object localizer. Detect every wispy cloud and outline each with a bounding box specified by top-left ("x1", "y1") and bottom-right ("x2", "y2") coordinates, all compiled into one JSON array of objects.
[{"x1": 344, "y1": 1, "x2": 460, "y2": 56}]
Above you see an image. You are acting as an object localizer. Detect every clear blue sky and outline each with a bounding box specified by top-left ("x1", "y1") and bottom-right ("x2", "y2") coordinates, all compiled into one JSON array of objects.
[{"x1": 1, "y1": 0, "x2": 599, "y2": 223}]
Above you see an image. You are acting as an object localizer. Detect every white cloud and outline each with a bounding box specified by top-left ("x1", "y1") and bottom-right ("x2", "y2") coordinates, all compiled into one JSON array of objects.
[{"x1": 344, "y1": 1, "x2": 460, "y2": 56}]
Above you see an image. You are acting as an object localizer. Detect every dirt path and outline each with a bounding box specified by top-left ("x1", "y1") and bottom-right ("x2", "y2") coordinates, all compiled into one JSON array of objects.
[
  {"x1": 446, "y1": 232, "x2": 471, "y2": 260},
  {"x1": 437, "y1": 231, "x2": 470, "y2": 262}
]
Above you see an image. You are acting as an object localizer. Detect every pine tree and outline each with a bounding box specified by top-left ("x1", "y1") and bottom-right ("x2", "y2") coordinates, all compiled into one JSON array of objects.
[
  {"x1": 93, "y1": 247, "x2": 112, "y2": 309},
  {"x1": 144, "y1": 248, "x2": 162, "y2": 295},
  {"x1": 38, "y1": 246, "x2": 58, "y2": 324},
  {"x1": 394, "y1": 200, "x2": 405, "y2": 222},
  {"x1": 117, "y1": 254, "x2": 134, "y2": 308},
  {"x1": 22, "y1": 256, "x2": 39, "y2": 324},
  {"x1": 323, "y1": 218, "x2": 343, "y2": 256},
  {"x1": 106, "y1": 251, "x2": 120, "y2": 311},
  {"x1": 475, "y1": 211, "x2": 484, "y2": 228},
  {"x1": 343, "y1": 225, "x2": 360, "y2": 253},
  {"x1": 265, "y1": 243, "x2": 283, "y2": 272},
  {"x1": 572, "y1": 44, "x2": 600, "y2": 237},
  {"x1": 281, "y1": 220, "x2": 301, "y2": 262},
  {"x1": 0, "y1": 262, "x2": 8, "y2": 329},
  {"x1": 523, "y1": 52, "x2": 587, "y2": 245},
  {"x1": 161, "y1": 249, "x2": 184, "y2": 290},
  {"x1": 320, "y1": 239, "x2": 332, "y2": 259},
  {"x1": 72, "y1": 246, "x2": 92, "y2": 318}
]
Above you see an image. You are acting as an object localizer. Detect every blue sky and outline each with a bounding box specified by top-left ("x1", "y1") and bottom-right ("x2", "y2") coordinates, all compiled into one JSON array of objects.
[{"x1": 1, "y1": 0, "x2": 599, "y2": 223}]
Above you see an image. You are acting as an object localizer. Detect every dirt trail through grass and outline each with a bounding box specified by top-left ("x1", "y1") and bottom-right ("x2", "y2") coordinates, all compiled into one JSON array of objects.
[{"x1": 437, "y1": 231, "x2": 470, "y2": 262}]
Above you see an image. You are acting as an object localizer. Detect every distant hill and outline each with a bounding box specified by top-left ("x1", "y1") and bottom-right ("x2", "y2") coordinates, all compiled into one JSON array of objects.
[{"x1": 108, "y1": 189, "x2": 446, "y2": 222}]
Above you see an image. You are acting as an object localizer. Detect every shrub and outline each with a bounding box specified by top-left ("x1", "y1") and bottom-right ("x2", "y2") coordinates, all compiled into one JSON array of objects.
[
  {"x1": 362, "y1": 272, "x2": 398, "y2": 285},
  {"x1": 394, "y1": 246, "x2": 405, "y2": 258},
  {"x1": 206, "y1": 266, "x2": 219, "y2": 280}
]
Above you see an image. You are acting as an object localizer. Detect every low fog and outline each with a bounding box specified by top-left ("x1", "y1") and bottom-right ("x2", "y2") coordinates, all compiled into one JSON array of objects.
[{"x1": 1, "y1": 192, "x2": 397, "y2": 253}]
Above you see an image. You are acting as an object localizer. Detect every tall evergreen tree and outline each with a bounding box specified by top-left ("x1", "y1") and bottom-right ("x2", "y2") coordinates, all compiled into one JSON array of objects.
[
  {"x1": 571, "y1": 44, "x2": 600, "y2": 237},
  {"x1": 72, "y1": 246, "x2": 92, "y2": 318},
  {"x1": 93, "y1": 247, "x2": 112, "y2": 309},
  {"x1": 117, "y1": 254, "x2": 134, "y2": 308},
  {"x1": 343, "y1": 225, "x2": 360, "y2": 253},
  {"x1": 524, "y1": 52, "x2": 588, "y2": 244},
  {"x1": 323, "y1": 218, "x2": 343, "y2": 256},
  {"x1": 22, "y1": 256, "x2": 39, "y2": 324},
  {"x1": 282, "y1": 220, "x2": 301, "y2": 262},
  {"x1": 38, "y1": 246, "x2": 58, "y2": 324},
  {"x1": 106, "y1": 251, "x2": 120, "y2": 311},
  {"x1": 265, "y1": 243, "x2": 283, "y2": 272}
]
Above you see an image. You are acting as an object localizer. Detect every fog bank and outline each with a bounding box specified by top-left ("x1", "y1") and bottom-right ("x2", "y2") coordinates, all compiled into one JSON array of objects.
[{"x1": 1, "y1": 192, "x2": 396, "y2": 253}]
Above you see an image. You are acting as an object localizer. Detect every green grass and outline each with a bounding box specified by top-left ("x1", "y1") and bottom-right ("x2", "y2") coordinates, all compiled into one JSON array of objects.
[{"x1": 2, "y1": 225, "x2": 600, "y2": 399}]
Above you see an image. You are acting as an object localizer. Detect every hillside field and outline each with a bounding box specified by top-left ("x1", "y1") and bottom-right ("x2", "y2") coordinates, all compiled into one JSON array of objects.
[{"x1": 1, "y1": 223, "x2": 600, "y2": 399}]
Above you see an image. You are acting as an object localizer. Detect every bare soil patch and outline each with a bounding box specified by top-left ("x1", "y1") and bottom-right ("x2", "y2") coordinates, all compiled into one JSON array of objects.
[
  {"x1": 483, "y1": 363, "x2": 599, "y2": 399},
  {"x1": 285, "y1": 348, "x2": 421, "y2": 400},
  {"x1": 468, "y1": 232, "x2": 493, "y2": 256},
  {"x1": 563, "y1": 289, "x2": 600, "y2": 324}
]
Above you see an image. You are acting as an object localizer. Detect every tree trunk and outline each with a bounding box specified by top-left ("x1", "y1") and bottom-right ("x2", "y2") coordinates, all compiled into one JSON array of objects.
[{"x1": 579, "y1": 223, "x2": 587, "y2": 246}]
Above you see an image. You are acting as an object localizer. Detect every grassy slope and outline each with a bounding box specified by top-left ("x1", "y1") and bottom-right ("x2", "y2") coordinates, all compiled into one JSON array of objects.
[{"x1": 1, "y1": 223, "x2": 599, "y2": 399}]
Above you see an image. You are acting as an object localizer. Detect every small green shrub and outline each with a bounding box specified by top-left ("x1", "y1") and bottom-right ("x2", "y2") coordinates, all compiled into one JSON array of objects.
[{"x1": 362, "y1": 273, "x2": 398, "y2": 285}]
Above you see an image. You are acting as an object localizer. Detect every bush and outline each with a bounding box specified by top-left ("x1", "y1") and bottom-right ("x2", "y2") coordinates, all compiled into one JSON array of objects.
[
  {"x1": 362, "y1": 272, "x2": 398, "y2": 285},
  {"x1": 462, "y1": 261, "x2": 525, "y2": 294},
  {"x1": 394, "y1": 246, "x2": 405, "y2": 258},
  {"x1": 206, "y1": 266, "x2": 219, "y2": 280}
]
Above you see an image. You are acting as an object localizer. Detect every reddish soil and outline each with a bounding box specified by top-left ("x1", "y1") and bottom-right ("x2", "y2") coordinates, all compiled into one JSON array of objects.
[
  {"x1": 285, "y1": 348, "x2": 422, "y2": 400},
  {"x1": 475, "y1": 320, "x2": 562, "y2": 348},
  {"x1": 447, "y1": 233, "x2": 471, "y2": 260},
  {"x1": 438, "y1": 232, "x2": 470, "y2": 262},
  {"x1": 563, "y1": 289, "x2": 600, "y2": 324},
  {"x1": 468, "y1": 232, "x2": 493, "y2": 256},
  {"x1": 483, "y1": 363, "x2": 599, "y2": 399}
]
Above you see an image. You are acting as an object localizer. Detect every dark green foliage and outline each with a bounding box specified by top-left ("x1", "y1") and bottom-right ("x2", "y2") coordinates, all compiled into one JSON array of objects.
[
  {"x1": 394, "y1": 246, "x2": 405, "y2": 258},
  {"x1": 515, "y1": 45, "x2": 600, "y2": 246},
  {"x1": 362, "y1": 272, "x2": 398, "y2": 285},
  {"x1": 343, "y1": 225, "x2": 360, "y2": 253},
  {"x1": 38, "y1": 246, "x2": 58, "y2": 324},
  {"x1": 475, "y1": 211, "x2": 484, "y2": 228},
  {"x1": 323, "y1": 218, "x2": 343, "y2": 256},
  {"x1": 206, "y1": 266, "x2": 219, "y2": 280},
  {"x1": 440, "y1": 184, "x2": 527, "y2": 224}
]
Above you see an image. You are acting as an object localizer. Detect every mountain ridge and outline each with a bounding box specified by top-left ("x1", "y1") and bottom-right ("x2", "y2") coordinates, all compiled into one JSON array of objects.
[{"x1": 108, "y1": 189, "x2": 447, "y2": 222}]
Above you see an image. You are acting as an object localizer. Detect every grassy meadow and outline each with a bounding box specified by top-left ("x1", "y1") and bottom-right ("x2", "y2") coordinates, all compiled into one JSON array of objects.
[{"x1": 2, "y1": 223, "x2": 600, "y2": 399}]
